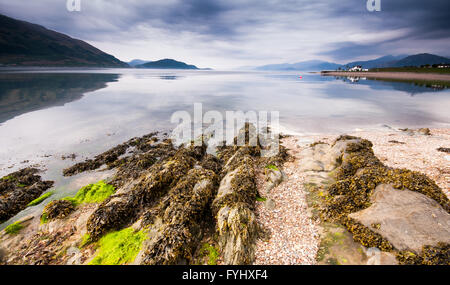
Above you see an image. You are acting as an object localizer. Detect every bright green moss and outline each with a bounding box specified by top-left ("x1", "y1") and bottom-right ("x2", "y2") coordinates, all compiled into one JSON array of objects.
[
  {"x1": 5, "y1": 221, "x2": 24, "y2": 235},
  {"x1": 64, "y1": 181, "x2": 116, "y2": 206},
  {"x1": 1, "y1": 175, "x2": 14, "y2": 181},
  {"x1": 89, "y1": 227, "x2": 147, "y2": 265},
  {"x1": 79, "y1": 233, "x2": 92, "y2": 248},
  {"x1": 27, "y1": 191, "x2": 54, "y2": 207},
  {"x1": 256, "y1": 196, "x2": 267, "y2": 202},
  {"x1": 201, "y1": 243, "x2": 219, "y2": 265},
  {"x1": 40, "y1": 212, "x2": 49, "y2": 224},
  {"x1": 265, "y1": 164, "x2": 279, "y2": 171}
]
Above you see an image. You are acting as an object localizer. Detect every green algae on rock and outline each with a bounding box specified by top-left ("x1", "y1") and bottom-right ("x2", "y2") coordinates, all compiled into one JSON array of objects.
[
  {"x1": 64, "y1": 180, "x2": 116, "y2": 206},
  {"x1": 27, "y1": 191, "x2": 54, "y2": 207},
  {"x1": 89, "y1": 227, "x2": 147, "y2": 265},
  {"x1": 39, "y1": 181, "x2": 116, "y2": 224},
  {"x1": 200, "y1": 243, "x2": 220, "y2": 265},
  {"x1": 4, "y1": 221, "x2": 24, "y2": 235}
]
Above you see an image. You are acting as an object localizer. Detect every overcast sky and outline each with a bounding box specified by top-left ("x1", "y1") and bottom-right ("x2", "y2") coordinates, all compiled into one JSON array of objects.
[{"x1": 1, "y1": 0, "x2": 449, "y2": 69}]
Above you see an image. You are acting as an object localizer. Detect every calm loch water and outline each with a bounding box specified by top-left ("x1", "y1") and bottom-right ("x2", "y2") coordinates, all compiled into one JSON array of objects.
[
  {"x1": 0, "y1": 68, "x2": 450, "y2": 227},
  {"x1": 1, "y1": 68, "x2": 450, "y2": 177}
]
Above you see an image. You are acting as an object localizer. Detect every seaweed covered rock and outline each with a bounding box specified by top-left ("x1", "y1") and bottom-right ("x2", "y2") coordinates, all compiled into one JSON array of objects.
[
  {"x1": 212, "y1": 154, "x2": 259, "y2": 265},
  {"x1": 216, "y1": 202, "x2": 258, "y2": 264},
  {"x1": 42, "y1": 200, "x2": 75, "y2": 221},
  {"x1": 63, "y1": 143, "x2": 130, "y2": 176},
  {"x1": 137, "y1": 168, "x2": 216, "y2": 265},
  {"x1": 86, "y1": 191, "x2": 142, "y2": 241},
  {"x1": 63, "y1": 132, "x2": 164, "y2": 177},
  {"x1": 0, "y1": 168, "x2": 53, "y2": 222},
  {"x1": 110, "y1": 138, "x2": 177, "y2": 187},
  {"x1": 55, "y1": 124, "x2": 286, "y2": 265},
  {"x1": 396, "y1": 243, "x2": 450, "y2": 265},
  {"x1": 86, "y1": 148, "x2": 198, "y2": 240},
  {"x1": 318, "y1": 136, "x2": 450, "y2": 264}
]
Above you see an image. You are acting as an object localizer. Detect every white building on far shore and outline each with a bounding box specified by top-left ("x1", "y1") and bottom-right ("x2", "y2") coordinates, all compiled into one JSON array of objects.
[{"x1": 348, "y1": 65, "x2": 369, "y2": 72}]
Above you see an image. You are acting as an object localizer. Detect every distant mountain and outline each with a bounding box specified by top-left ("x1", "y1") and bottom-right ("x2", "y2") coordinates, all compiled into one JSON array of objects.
[
  {"x1": 0, "y1": 14, "x2": 128, "y2": 67},
  {"x1": 128, "y1": 59, "x2": 151, "y2": 67},
  {"x1": 344, "y1": 55, "x2": 407, "y2": 69},
  {"x1": 252, "y1": 53, "x2": 450, "y2": 71},
  {"x1": 390, "y1": 53, "x2": 450, "y2": 67},
  {"x1": 344, "y1": 53, "x2": 450, "y2": 69},
  {"x1": 135, "y1": 59, "x2": 199, "y2": 69},
  {"x1": 255, "y1": 60, "x2": 341, "y2": 71}
]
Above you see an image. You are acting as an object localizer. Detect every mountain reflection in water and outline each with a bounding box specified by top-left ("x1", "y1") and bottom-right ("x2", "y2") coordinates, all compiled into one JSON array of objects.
[{"x1": 0, "y1": 73, "x2": 119, "y2": 123}]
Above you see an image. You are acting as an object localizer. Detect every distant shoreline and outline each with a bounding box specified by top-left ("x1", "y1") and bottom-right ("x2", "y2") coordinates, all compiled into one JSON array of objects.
[{"x1": 321, "y1": 71, "x2": 450, "y2": 82}]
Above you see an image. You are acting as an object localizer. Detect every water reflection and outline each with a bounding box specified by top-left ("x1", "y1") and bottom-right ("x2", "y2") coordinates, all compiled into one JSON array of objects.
[
  {"x1": 0, "y1": 69, "x2": 449, "y2": 177},
  {"x1": 159, "y1": 75, "x2": 181, "y2": 80},
  {"x1": 0, "y1": 73, "x2": 119, "y2": 123},
  {"x1": 332, "y1": 76, "x2": 449, "y2": 95}
]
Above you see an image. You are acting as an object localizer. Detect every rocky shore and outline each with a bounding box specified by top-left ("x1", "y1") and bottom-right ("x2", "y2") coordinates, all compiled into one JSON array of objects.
[{"x1": 0, "y1": 126, "x2": 449, "y2": 265}]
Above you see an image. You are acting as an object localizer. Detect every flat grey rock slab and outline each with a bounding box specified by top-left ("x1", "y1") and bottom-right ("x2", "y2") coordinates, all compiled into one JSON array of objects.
[{"x1": 349, "y1": 184, "x2": 450, "y2": 253}]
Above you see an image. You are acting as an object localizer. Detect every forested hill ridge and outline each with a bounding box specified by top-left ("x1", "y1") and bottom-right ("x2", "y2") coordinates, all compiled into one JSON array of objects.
[
  {"x1": 0, "y1": 14, "x2": 128, "y2": 67},
  {"x1": 134, "y1": 58, "x2": 199, "y2": 69}
]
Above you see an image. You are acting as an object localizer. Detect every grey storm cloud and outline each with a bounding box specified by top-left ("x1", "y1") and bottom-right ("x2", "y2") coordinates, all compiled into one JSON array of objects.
[{"x1": 0, "y1": 0, "x2": 449, "y2": 67}]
